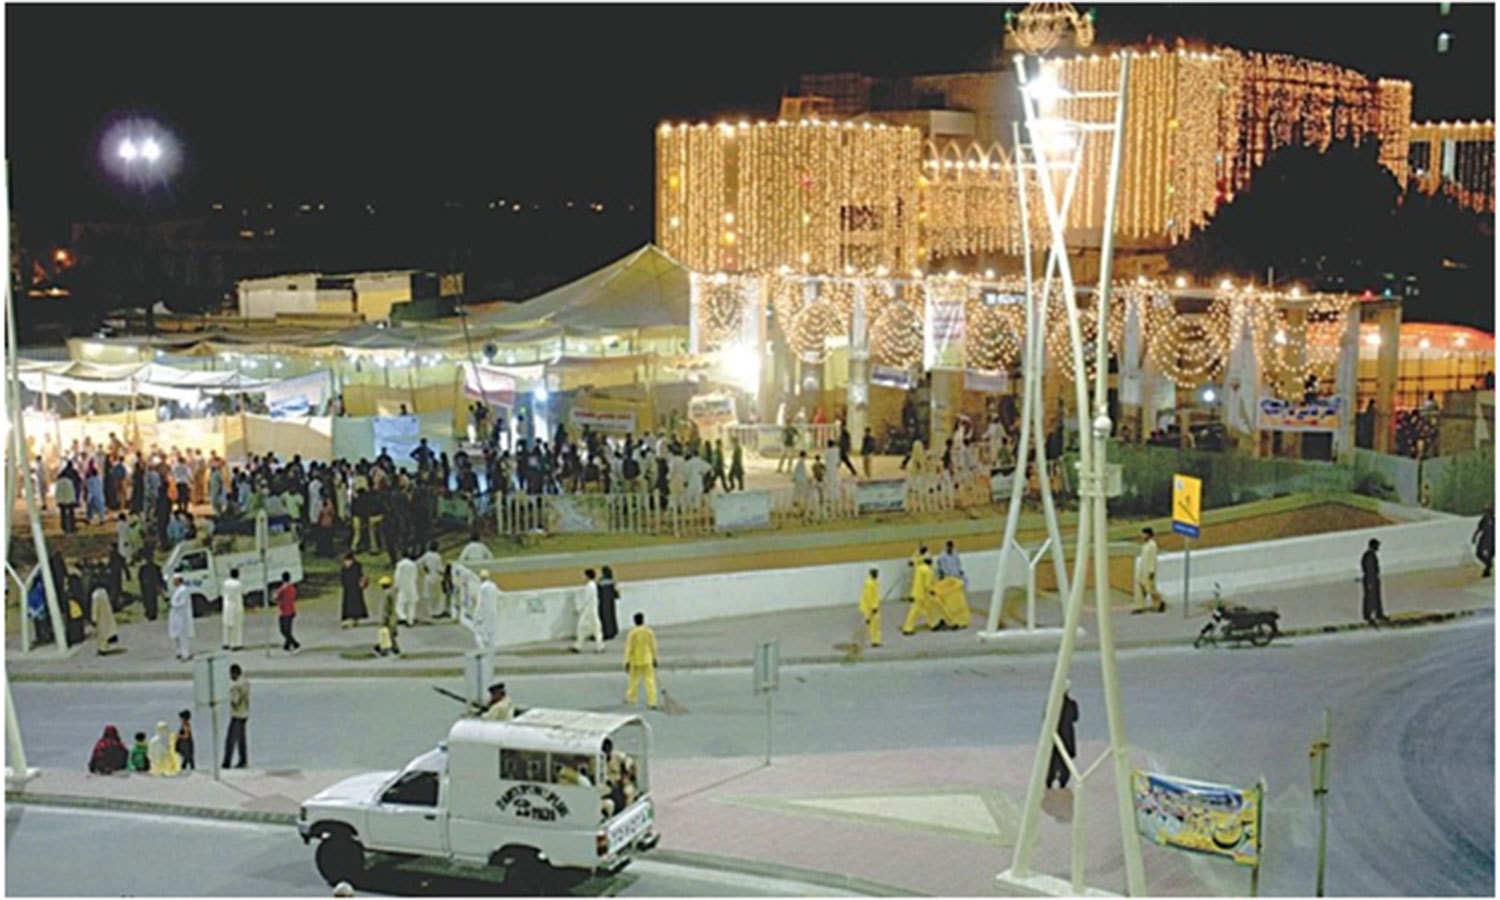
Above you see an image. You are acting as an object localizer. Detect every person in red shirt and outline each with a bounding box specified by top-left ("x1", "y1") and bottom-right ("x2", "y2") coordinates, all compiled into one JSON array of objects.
[{"x1": 275, "y1": 572, "x2": 301, "y2": 653}]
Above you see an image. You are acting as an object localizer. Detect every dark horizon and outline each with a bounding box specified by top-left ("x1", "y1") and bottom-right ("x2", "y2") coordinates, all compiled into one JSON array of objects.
[{"x1": 7, "y1": 3, "x2": 1495, "y2": 238}]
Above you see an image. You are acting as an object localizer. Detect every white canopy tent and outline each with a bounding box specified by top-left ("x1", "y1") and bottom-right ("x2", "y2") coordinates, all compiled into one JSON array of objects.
[{"x1": 16, "y1": 360, "x2": 278, "y2": 404}]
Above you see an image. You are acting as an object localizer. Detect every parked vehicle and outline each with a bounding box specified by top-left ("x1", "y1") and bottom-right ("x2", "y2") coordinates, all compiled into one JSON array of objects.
[
  {"x1": 299, "y1": 709, "x2": 659, "y2": 888},
  {"x1": 163, "y1": 525, "x2": 303, "y2": 612},
  {"x1": 1194, "y1": 584, "x2": 1281, "y2": 648}
]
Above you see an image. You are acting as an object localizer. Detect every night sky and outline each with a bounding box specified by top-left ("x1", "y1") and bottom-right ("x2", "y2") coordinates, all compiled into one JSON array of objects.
[{"x1": 6, "y1": 3, "x2": 1496, "y2": 240}]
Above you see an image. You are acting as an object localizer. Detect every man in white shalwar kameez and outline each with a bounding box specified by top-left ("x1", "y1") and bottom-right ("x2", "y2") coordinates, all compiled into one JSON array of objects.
[
  {"x1": 572, "y1": 569, "x2": 604, "y2": 653},
  {"x1": 418, "y1": 541, "x2": 446, "y2": 619},
  {"x1": 220, "y1": 568, "x2": 245, "y2": 651},
  {"x1": 167, "y1": 575, "x2": 195, "y2": 661},
  {"x1": 471, "y1": 571, "x2": 502, "y2": 653},
  {"x1": 393, "y1": 552, "x2": 420, "y2": 626}
]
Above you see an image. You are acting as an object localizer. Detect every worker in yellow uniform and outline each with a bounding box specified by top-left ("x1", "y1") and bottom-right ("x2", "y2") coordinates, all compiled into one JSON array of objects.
[
  {"x1": 932, "y1": 574, "x2": 972, "y2": 629},
  {"x1": 905, "y1": 544, "x2": 929, "y2": 603},
  {"x1": 901, "y1": 556, "x2": 944, "y2": 634},
  {"x1": 623, "y1": 611, "x2": 659, "y2": 709},
  {"x1": 858, "y1": 568, "x2": 882, "y2": 647}
]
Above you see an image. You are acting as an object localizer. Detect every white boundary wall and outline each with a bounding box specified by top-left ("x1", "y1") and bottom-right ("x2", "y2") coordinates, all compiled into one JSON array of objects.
[
  {"x1": 482, "y1": 505, "x2": 1480, "y2": 648},
  {"x1": 1153, "y1": 507, "x2": 1475, "y2": 604}
]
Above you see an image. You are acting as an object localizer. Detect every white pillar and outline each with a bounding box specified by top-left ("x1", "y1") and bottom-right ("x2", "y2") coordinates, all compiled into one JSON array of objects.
[
  {"x1": 1334, "y1": 302, "x2": 1362, "y2": 461},
  {"x1": 847, "y1": 281, "x2": 870, "y2": 443}
]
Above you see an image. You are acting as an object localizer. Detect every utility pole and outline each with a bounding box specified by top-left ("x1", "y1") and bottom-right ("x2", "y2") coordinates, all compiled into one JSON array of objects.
[{"x1": 1310, "y1": 708, "x2": 1332, "y2": 896}]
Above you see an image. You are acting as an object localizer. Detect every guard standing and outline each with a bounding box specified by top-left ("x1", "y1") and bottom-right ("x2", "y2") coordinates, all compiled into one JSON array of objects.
[
  {"x1": 1046, "y1": 684, "x2": 1079, "y2": 789},
  {"x1": 1473, "y1": 505, "x2": 1495, "y2": 578},
  {"x1": 1361, "y1": 538, "x2": 1385, "y2": 624},
  {"x1": 480, "y1": 682, "x2": 515, "y2": 720}
]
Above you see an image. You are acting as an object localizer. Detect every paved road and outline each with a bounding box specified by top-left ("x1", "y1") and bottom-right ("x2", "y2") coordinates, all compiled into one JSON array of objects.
[
  {"x1": 11, "y1": 617, "x2": 1493, "y2": 896},
  {"x1": 3, "y1": 805, "x2": 859, "y2": 897}
]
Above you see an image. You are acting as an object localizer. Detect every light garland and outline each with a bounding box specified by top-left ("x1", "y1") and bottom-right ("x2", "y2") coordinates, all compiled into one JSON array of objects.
[
  {"x1": 790, "y1": 298, "x2": 845, "y2": 361},
  {"x1": 1005, "y1": 2, "x2": 1094, "y2": 55},
  {"x1": 870, "y1": 292, "x2": 924, "y2": 370},
  {"x1": 1248, "y1": 290, "x2": 1355, "y2": 398},
  {"x1": 697, "y1": 277, "x2": 746, "y2": 351},
  {"x1": 1041, "y1": 286, "x2": 1129, "y2": 385},
  {"x1": 965, "y1": 292, "x2": 1026, "y2": 371},
  {"x1": 1140, "y1": 287, "x2": 1232, "y2": 388}
]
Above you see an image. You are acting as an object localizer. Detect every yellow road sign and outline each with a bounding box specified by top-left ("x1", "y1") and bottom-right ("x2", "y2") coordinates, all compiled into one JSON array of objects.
[{"x1": 1173, "y1": 474, "x2": 1202, "y2": 538}]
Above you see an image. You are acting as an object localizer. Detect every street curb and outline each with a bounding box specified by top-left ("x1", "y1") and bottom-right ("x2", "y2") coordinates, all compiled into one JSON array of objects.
[
  {"x1": 5, "y1": 789, "x2": 297, "y2": 826},
  {"x1": 5, "y1": 791, "x2": 911, "y2": 896},
  {"x1": 7, "y1": 607, "x2": 1487, "y2": 684},
  {"x1": 648, "y1": 848, "x2": 915, "y2": 897}
]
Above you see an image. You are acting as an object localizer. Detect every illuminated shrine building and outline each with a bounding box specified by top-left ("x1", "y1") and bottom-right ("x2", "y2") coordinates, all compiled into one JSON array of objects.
[
  {"x1": 1408, "y1": 120, "x2": 1496, "y2": 214},
  {"x1": 658, "y1": 43, "x2": 1431, "y2": 275}
]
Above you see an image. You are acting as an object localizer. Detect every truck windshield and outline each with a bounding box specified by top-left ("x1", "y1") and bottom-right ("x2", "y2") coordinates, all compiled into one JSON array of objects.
[{"x1": 382, "y1": 770, "x2": 439, "y2": 807}]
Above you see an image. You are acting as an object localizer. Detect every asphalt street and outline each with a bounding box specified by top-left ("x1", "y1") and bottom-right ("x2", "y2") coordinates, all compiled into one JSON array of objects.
[
  {"x1": 10, "y1": 616, "x2": 1493, "y2": 896},
  {"x1": 3, "y1": 805, "x2": 860, "y2": 897}
]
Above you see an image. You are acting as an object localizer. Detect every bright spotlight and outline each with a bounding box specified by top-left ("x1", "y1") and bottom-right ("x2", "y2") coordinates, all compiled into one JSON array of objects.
[
  {"x1": 1201, "y1": 387, "x2": 1217, "y2": 404},
  {"x1": 101, "y1": 117, "x2": 180, "y2": 187},
  {"x1": 532, "y1": 385, "x2": 549, "y2": 402},
  {"x1": 1023, "y1": 71, "x2": 1072, "y2": 101},
  {"x1": 721, "y1": 342, "x2": 761, "y2": 390}
]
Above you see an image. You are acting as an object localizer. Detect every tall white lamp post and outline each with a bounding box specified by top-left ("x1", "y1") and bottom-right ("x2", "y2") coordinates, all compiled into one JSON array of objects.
[{"x1": 998, "y1": 51, "x2": 1147, "y2": 897}]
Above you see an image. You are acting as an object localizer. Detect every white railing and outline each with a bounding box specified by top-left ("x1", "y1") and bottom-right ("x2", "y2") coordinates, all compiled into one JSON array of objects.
[{"x1": 491, "y1": 465, "x2": 1008, "y2": 539}]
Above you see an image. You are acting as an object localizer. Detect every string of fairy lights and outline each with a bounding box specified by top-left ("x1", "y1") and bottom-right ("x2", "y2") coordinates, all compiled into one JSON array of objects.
[
  {"x1": 1043, "y1": 47, "x2": 1412, "y2": 244},
  {"x1": 658, "y1": 120, "x2": 920, "y2": 275},
  {"x1": 1408, "y1": 120, "x2": 1496, "y2": 214},
  {"x1": 693, "y1": 271, "x2": 1367, "y2": 395}
]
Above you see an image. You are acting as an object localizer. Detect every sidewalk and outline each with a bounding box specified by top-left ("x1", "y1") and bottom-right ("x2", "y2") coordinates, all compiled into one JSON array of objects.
[{"x1": 8, "y1": 566, "x2": 1491, "y2": 683}]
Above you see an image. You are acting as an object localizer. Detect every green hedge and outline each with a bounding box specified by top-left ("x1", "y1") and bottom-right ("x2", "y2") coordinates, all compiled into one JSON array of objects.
[
  {"x1": 1090, "y1": 444, "x2": 1358, "y2": 518},
  {"x1": 1430, "y1": 447, "x2": 1496, "y2": 516}
]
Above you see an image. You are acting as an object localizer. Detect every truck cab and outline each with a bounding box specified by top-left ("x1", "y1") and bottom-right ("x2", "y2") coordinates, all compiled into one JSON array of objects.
[
  {"x1": 163, "y1": 524, "x2": 303, "y2": 611},
  {"x1": 299, "y1": 709, "x2": 659, "y2": 888}
]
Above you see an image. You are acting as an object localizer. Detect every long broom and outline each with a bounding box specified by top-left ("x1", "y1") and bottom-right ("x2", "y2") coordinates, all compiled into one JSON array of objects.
[{"x1": 656, "y1": 667, "x2": 688, "y2": 715}]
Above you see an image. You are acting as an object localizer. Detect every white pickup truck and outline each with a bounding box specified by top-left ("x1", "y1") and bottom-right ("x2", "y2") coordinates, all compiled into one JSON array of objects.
[
  {"x1": 299, "y1": 709, "x2": 659, "y2": 888},
  {"x1": 164, "y1": 528, "x2": 303, "y2": 610}
]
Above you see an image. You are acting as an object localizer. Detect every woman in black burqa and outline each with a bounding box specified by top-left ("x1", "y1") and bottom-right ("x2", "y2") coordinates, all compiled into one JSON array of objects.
[{"x1": 597, "y1": 565, "x2": 621, "y2": 641}]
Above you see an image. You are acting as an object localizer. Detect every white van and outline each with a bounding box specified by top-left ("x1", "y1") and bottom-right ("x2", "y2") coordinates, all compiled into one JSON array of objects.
[
  {"x1": 298, "y1": 709, "x2": 659, "y2": 887},
  {"x1": 164, "y1": 530, "x2": 303, "y2": 609}
]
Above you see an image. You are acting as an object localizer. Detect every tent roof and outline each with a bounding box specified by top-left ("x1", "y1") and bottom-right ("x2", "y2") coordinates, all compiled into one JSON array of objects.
[{"x1": 469, "y1": 244, "x2": 690, "y2": 334}]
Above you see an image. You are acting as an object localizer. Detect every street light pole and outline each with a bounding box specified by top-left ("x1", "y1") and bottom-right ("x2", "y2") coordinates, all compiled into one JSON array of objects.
[
  {"x1": 3, "y1": 160, "x2": 68, "y2": 654},
  {"x1": 1088, "y1": 54, "x2": 1146, "y2": 898},
  {"x1": 1001, "y1": 53, "x2": 1143, "y2": 897}
]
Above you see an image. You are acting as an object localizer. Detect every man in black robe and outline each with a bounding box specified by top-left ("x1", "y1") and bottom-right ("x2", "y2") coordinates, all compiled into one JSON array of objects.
[{"x1": 1361, "y1": 539, "x2": 1385, "y2": 624}]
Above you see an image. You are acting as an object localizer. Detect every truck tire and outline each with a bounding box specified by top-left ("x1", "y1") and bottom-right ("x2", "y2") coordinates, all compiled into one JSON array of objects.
[
  {"x1": 315, "y1": 833, "x2": 365, "y2": 886},
  {"x1": 492, "y1": 846, "x2": 550, "y2": 895}
]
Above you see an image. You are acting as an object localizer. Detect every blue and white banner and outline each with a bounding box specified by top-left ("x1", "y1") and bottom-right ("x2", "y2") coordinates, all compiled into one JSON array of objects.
[
  {"x1": 372, "y1": 415, "x2": 421, "y2": 462},
  {"x1": 1257, "y1": 396, "x2": 1343, "y2": 432},
  {"x1": 265, "y1": 370, "x2": 332, "y2": 418},
  {"x1": 856, "y1": 479, "x2": 907, "y2": 514}
]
